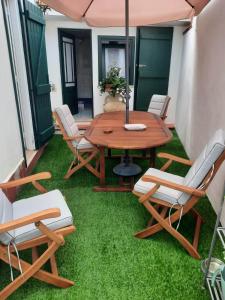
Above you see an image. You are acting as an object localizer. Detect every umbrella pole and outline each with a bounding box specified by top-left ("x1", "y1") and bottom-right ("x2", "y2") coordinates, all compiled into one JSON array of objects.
[
  {"x1": 124, "y1": 0, "x2": 130, "y2": 165},
  {"x1": 113, "y1": 0, "x2": 142, "y2": 179},
  {"x1": 125, "y1": 0, "x2": 129, "y2": 124}
]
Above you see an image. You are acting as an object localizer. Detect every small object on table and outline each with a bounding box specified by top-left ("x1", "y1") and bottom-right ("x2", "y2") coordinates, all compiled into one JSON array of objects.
[
  {"x1": 124, "y1": 123, "x2": 147, "y2": 131},
  {"x1": 103, "y1": 128, "x2": 113, "y2": 134}
]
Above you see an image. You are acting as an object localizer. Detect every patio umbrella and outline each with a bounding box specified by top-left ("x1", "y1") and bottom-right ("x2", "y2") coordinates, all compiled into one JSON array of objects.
[{"x1": 42, "y1": 0, "x2": 209, "y2": 177}]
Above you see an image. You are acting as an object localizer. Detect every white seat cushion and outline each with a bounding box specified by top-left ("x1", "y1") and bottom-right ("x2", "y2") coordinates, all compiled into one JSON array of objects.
[
  {"x1": 55, "y1": 105, "x2": 95, "y2": 150},
  {"x1": 0, "y1": 190, "x2": 14, "y2": 245},
  {"x1": 76, "y1": 137, "x2": 94, "y2": 150},
  {"x1": 134, "y1": 130, "x2": 225, "y2": 206},
  {"x1": 134, "y1": 168, "x2": 184, "y2": 205},
  {"x1": 13, "y1": 190, "x2": 73, "y2": 245},
  {"x1": 179, "y1": 129, "x2": 225, "y2": 204}
]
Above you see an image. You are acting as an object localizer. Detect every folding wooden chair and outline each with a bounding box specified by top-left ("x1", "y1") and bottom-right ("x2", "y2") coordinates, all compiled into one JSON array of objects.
[
  {"x1": 148, "y1": 94, "x2": 171, "y2": 121},
  {"x1": 0, "y1": 172, "x2": 75, "y2": 299},
  {"x1": 133, "y1": 129, "x2": 225, "y2": 259},
  {"x1": 54, "y1": 105, "x2": 100, "y2": 179}
]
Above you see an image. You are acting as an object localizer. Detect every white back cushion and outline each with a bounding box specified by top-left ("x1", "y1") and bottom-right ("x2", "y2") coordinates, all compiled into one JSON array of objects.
[
  {"x1": 0, "y1": 189, "x2": 14, "y2": 244},
  {"x1": 178, "y1": 129, "x2": 225, "y2": 205},
  {"x1": 148, "y1": 94, "x2": 169, "y2": 117},
  {"x1": 55, "y1": 105, "x2": 79, "y2": 137}
]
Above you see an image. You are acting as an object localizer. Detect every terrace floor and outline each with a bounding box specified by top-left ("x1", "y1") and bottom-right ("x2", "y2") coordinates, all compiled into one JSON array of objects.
[
  {"x1": 0, "y1": 131, "x2": 222, "y2": 299},
  {"x1": 74, "y1": 101, "x2": 93, "y2": 122}
]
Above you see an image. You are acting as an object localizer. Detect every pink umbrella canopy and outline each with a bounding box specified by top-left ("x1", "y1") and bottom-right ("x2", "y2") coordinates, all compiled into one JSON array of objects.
[{"x1": 43, "y1": 0, "x2": 209, "y2": 26}]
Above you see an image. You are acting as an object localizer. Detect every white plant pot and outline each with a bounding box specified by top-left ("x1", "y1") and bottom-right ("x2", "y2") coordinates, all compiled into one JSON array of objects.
[{"x1": 104, "y1": 94, "x2": 126, "y2": 112}]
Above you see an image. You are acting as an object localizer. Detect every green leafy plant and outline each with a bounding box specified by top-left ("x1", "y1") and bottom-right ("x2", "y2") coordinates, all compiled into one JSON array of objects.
[{"x1": 98, "y1": 67, "x2": 130, "y2": 97}]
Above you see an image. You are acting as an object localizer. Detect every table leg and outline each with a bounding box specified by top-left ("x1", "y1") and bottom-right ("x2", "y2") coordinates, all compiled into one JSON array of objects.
[
  {"x1": 94, "y1": 146, "x2": 132, "y2": 192},
  {"x1": 99, "y1": 146, "x2": 105, "y2": 186},
  {"x1": 150, "y1": 147, "x2": 156, "y2": 167},
  {"x1": 108, "y1": 148, "x2": 112, "y2": 158},
  {"x1": 142, "y1": 149, "x2": 147, "y2": 158}
]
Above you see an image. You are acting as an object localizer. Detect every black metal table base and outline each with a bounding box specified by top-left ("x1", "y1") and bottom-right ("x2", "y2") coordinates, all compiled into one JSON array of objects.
[{"x1": 113, "y1": 156, "x2": 142, "y2": 177}]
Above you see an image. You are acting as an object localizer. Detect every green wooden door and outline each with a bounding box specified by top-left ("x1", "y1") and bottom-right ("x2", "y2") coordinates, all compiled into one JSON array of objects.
[
  {"x1": 59, "y1": 30, "x2": 78, "y2": 115},
  {"x1": 21, "y1": 0, "x2": 54, "y2": 148},
  {"x1": 134, "y1": 27, "x2": 173, "y2": 111}
]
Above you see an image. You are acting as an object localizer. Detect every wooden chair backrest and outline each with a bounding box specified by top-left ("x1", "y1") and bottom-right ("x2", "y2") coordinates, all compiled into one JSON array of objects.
[
  {"x1": 161, "y1": 96, "x2": 171, "y2": 120},
  {"x1": 200, "y1": 150, "x2": 225, "y2": 192},
  {"x1": 148, "y1": 95, "x2": 171, "y2": 120},
  {"x1": 53, "y1": 111, "x2": 77, "y2": 155}
]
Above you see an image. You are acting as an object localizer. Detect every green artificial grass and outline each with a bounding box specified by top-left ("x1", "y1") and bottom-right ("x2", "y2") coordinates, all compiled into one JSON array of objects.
[{"x1": 0, "y1": 131, "x2": 222, "y2": 299}]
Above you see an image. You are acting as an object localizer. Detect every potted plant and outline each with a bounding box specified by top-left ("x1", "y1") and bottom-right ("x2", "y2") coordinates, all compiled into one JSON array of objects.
[
  {"x1": 99, "y1": 67, "x2": 127, "y2": 97},
  {"x1": 98, "y1": 67, "x2": 130, "y2": 112}
]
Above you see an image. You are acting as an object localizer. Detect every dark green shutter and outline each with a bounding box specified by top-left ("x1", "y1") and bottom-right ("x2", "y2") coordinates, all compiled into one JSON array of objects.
[{"x1": 21, "y1": 0, "x2": 54, "y2": 148}]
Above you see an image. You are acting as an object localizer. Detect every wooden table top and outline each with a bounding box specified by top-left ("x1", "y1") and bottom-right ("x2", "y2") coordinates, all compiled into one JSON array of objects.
[{"x1": 85, "y1": 111, "x2": 172, "y2": 150}]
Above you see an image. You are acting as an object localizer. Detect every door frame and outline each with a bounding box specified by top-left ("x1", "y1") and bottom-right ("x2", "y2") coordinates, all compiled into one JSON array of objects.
[
  {"x1": 18, "y1": 0, "x2": 40, "y2": 148},
  {"x1": 2, "y1": 0, "x2": 36, "y2": 150},
  {"x1": 1, "y1": 0, "x2": 27, "y2": 165},
  {"x1": 58, "y1": 28, "x2": 94, "y2": 118},
  {"x1": 1, "y1": 0, "x2": 39, "y2": 161},
  {"x1": 58, "y1": 29, "x2": 78, "y2": 114}
]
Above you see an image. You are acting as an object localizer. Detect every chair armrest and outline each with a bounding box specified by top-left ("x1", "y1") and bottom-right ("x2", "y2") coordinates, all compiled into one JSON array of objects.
[
  {"x1": 63, "y1": 135, "x2": 82, "y2": 141},
  {"x1": 142, "y1": 175, "x2": 205, "y2": 197},
  {"x1": 157, "y1": 152, "x2": 193, "y2": 166},
  {"x1": 77, "y1": 124, "x2": 90, "y2": 130},
  {"x1": 0, "y1": 208, "x2": 60, "y2": 233},
  {"x1": 0, "y1": 172, "x2": 51, "y2": 190}
]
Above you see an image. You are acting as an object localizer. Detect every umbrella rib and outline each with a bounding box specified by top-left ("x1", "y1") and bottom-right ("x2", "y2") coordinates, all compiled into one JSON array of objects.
[
  {"x1": 185, "y1": 0, "x2": 195, "y2": 9},
  {"x1": 82, "y1": 0, "x2": 94, "y2": 17}
]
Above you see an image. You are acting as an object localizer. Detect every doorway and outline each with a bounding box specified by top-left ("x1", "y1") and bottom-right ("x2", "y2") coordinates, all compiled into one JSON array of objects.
[
  {"x1": 134, "y1": 27, "x2": 173, "y2": 111},
  {"x1": 58, "y1": 29, "x2": 93, "y2": 121}
]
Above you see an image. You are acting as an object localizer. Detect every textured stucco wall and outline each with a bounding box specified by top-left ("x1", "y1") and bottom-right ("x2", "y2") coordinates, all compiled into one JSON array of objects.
[
  {"x1": 0, "y1": 3, "x2": 23, "y2": 181},
  {"x1": 176, "y1": 0, "x2": 225, "y2": 224}
]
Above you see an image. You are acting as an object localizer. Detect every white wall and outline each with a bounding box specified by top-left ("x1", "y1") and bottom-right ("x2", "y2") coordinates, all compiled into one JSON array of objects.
[
  {"x1": 45, "y1": 15, "x2": 184, "y2": 122},
  {"x1": 167, "y1": 26, "x2": 184, "y2": 124},
  {"x1": 6, "y1": 0, "x2": 35, "y2": 150},
  {"x1": 176, "y1": 0, "x2": 225, "y2": 223},
  {"x1": 0, "y1": 3, "x2": 24, "y2": 181}
]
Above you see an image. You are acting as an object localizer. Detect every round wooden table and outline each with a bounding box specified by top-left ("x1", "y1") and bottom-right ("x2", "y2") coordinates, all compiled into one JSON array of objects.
[{"x1": 85, "y1": 111, "x2": 172, "y2": 191}]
